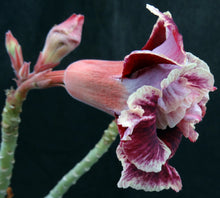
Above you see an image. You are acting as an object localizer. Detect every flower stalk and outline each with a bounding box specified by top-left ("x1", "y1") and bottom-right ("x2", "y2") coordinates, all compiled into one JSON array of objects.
[
  {"x1": 0, "y1": 11, "x2": 84, "y2": 197},
  {"x1": 44, "y1": 120, "x2": 118, "y2": 198},
  {"x1": 0, "y1": 89, "x2": 26, "y2": 197}
]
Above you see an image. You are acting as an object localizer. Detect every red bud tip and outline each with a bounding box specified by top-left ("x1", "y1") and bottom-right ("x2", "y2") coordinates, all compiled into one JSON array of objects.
[
  {"x1": 5, "y1": 31, "x2": 24, "y2": 74},
  {"x1": 34, "y1": 13, "x2": 84, "y2": 72}
]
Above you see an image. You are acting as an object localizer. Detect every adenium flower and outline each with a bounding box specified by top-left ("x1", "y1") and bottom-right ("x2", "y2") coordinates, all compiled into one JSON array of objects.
[{"x1": 48, "y1": 4, "x2": 215, "y2": 192}]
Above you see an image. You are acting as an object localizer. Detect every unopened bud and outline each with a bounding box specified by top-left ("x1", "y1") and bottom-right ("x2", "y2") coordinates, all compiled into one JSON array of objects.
[
  {"x1": 34, "y1": 14, "x2": 84, "y2": 72},
  {"x1": 5, "y1": 31, "x2": 24, "y2": 74},
  {"x1": 18, "y1": 62, "x2": 30, "y2": 80}
]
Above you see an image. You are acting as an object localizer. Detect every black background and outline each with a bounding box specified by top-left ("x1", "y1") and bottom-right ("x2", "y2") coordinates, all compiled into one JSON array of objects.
[{"x1": 0, "y1": 0, "x2": 219, "y2": 198}]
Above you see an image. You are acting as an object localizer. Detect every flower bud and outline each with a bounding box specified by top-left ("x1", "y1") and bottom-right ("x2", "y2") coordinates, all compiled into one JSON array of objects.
[
  {"x1": 34, "y1": 14, "x2": 84, "y2": 72},
  {"x1": 5, "y1": 31, "x2": 24, "y2": 75},
  {"x1": 18, "y1": 62, "x2": 30, "y2": 80}
]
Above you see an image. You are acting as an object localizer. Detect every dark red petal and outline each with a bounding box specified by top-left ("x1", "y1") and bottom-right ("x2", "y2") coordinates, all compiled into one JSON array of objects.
[
  {"x1": 143, "y1": 5, "x2": 186, "y2": 65},
  {"x1": 122, "y1": 51, "x2": 177, "y2": 78},
  {"x1": 120, "y1": 118, "x2": 171, "y2": 173},
  {"x1": 142, "y1": 19, "x2": 166, "y2": 50},
  {"x1": 122, "y1": 5, "x2": 187, "y2": 78},
  {"x1": 116, "y1": 86, "x2": 170, "y2": 172},
  {"x1": 157, "y1": 127, "x2": 182, "y2": 158},
  {"x1": 118, "y1": 160, "x2": 182, "y2": 192}
]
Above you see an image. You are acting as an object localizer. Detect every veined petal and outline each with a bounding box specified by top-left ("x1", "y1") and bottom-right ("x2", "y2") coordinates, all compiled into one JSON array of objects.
[
  {"x1": 117, "y1": 146, "x2": 182, "y2": 192},
  {"x1": 178, "y1": 120, "x2": 199, "y2": 142},
  {"x1": 177, "y1": 103, "x2": 202, "y2": 142},
  {"x1": 158, "y1": 75, "x2": 191, "y2": 113},
  {"x1": 143, "y1": 4, "x2": 186, "y2": 64},
  {"x1": 198, "y1": 93, "x2": 210, "y2": 117},
  {"x1": 157, "y1": 59, "x2": 214, "y2": 139},
  {"x1": 186, "y1": 52, "x2": 211, "y2": 72},
  {"x1": 183, "y1": 103, "x2": 202, "y2": 122},
  {"x1": 157, "y1": 74, "x2": 192, "y2": 129},
  {"x1": 119, "y1": 120, "x2": 171, "y2": 173},
  {"x1": 117, "y1": 86, "x2": 171, "y2": 173},
  {"x1": 118, "y1": 85, "x2": 161, "y2": 139},
  {"x1": 153, "y1": 29, "x2": 186, "y2": 65}
]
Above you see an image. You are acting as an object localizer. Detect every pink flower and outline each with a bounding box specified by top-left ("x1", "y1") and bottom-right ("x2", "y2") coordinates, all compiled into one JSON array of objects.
[{"x1": 63, "y1": 5, "x2": 215, "y2": 192}]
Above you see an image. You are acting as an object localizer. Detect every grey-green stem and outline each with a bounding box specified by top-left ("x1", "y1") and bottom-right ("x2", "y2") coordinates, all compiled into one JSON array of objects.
[
  {"x1": 45, "y1": 120, "x2": 118, "y2": 198},
  {"x1": 0, "y1": 89, "x2": 25, "y2": 197}
]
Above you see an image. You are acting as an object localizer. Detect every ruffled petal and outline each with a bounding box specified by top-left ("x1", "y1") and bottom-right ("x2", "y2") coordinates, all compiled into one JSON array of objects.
[
  {"x1": 143, "y1": 5, "x2": 186, "y2": 64},
  {"x1": 198, "y1": 93, "x2": 210, "y2": 117},
  {"x1": 177, "y1": 103, "x2": 202, "y2": 142},
  {"x1": 182, "y1": 66, "x2": 214, "y2": 91},
  {"x1": 119, "y1": 119, "x2": 171, "y2": 173},
  {"x1": 157, "y1": 73, "x2": 192, "y2": 129},
  {"x1": 117, "y1": 86, "x2": 171, "y2": 173},
  {"x1": 118, "y1": 85, "x2": 162, "y2": 139},
  {"x1": 158, "y1": 75, "x2": 191, "y2": 113},
  {"x1": 117, "y1": 146, "x2": 182, "y2": 192},
  {"x1": 186, "y1": 52, "x2": 211, "y2": 72},
  {"x1": 157, "y1": 59, "x2": 215, "y2": 140},
  {"x1": 177, "y1": 120, "x2": 199, "y2": 142}
]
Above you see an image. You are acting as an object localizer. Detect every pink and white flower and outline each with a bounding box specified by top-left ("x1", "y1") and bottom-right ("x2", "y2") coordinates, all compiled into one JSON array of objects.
[{"x1": 61, "y1": 4, "x2": 216, "y2": 192}]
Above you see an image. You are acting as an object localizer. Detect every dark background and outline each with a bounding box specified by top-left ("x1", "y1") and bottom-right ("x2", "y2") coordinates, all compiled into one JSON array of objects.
[{"x1": 0, "y1": 0, "x2": 219, "y2": 197}]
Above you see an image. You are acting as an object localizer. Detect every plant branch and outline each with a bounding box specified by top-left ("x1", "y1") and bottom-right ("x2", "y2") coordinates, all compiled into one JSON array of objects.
[
  {"x1": 45, "y1": 120, "x2": 118, "y2": 198},
  {"x1": 0, "y1": 89, "x2": 26, "y2": 198}
]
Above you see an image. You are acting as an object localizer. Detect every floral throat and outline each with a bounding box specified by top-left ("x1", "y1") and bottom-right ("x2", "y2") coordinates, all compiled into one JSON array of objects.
[{"x1": 3, "y1": 4, "x2": 215, "y2": 197}]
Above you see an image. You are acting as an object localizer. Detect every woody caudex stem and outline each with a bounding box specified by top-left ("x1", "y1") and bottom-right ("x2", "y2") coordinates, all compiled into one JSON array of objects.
[
  {"x1": 0, "y1": 89, "x2": 26, "y2": 197},
  {"x1": 44, "y1": 120, "x2": 118, "y2": 198}
]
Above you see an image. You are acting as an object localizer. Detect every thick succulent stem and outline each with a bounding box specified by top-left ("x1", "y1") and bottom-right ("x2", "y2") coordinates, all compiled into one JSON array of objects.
[
  {"x1": 0, "y1": 89, "x2": 25, "y2": 197},
  {"x1": 45, "y1": 120, "x2": 118, "y2": 198}
]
